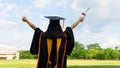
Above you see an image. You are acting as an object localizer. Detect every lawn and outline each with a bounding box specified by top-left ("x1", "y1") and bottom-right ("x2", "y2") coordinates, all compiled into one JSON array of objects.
[
  {"x1": 0, "y1": 59, "x2": 120, "y2": 68},
  {"x1": 67, "y1": 59, "x2": 120, "y2": 68}
]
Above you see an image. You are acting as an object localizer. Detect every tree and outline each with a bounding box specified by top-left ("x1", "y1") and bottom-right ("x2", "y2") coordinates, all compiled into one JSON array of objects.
[
  {"x1": 69, "y1": 41, "x2": 86, "y2": 59},
  {"x1": 86, "y1": 43, "x2": 101, "y2": 50},
  {"x1": 96, "y1": 49, "x2": 105, "y2": 60},
  {"x1": 74, "y1": 41, "x2": 84, "y2": 50},
  {"x1": 86, "y1": 49, "x2": 98, "y2": 59},
  {"x1": 111, "y1": 50, "x2": 120, "y2": 60},
  {"x1": 70, "y1": 49, "x2": 87, "y2": 59},
  {"x1": 19, "y1": 50, "x2": 37, "y2": 59},
  {"x1": 104, "y1": 48, "x2": 113, "y2": 60}
]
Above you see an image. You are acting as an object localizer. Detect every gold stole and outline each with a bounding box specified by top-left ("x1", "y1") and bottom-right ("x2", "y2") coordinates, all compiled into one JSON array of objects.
[{"x1": 47, "y1": 38, "x2": 62, "y2": 68}]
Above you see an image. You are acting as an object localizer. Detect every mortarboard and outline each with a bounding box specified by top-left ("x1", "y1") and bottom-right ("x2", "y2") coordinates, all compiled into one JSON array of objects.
[
  {"x1": 45, "y1": 16, "x2": 65, "y2": 29},
  {"x1": 45, "y1": 16, "x2": 65, "y2": 20}
]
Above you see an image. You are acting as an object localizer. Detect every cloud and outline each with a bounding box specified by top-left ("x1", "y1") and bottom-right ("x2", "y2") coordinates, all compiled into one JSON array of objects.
[
  {"x1": 74, "y1": 29, "x2": 117, "y2": 48},
  {"x1": 71, "y1": 0, "x2": 120, "y2": 33},
  {"x1": 0, "y1": 3, "x2": 3, "y2": 8},
  {"x1": 0, "y1": 31, "x2": 33, "y2": 50},
  {"x1": 70, "y1": 0, "x2": 120, "y2": 18},
  {"x1": 0, "y1": 0, "x2": 120, "y2": 50},
  {"x1": 0, "y1": 19, "x2": 16, "y2": 33},
  {"x1": 74, "y1": 20, "x2": 120, "y2": 48},
  {"x1": 0, "y1": 3, "x2": 17, "y2": 17},
  {"x1": 106, "y1": 37, "x2": 120, "y2": 45},
  {"x1": 33, "y1": 0, "x2": 51, "y2": 8},
  {"x1": 0, "y1": 19, "x2": 16, "y2": 26},
  {"x1": 56, "y1": 0, "x2": 68, "y2": 7},
  {"x1": 6, "y1": 4, "x2": 16, "y2": 11},
  {"x1": 71, "y1": 0, "x2": 80, "y2": 12},
  {"x1": 95, "y1": 0, "x2": 110, "y2": 7}
]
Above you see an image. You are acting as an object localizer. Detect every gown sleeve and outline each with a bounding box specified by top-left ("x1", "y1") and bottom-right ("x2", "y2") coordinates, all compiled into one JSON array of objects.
[
  {"x1": 30, "y1": 28, "x2": 42, "y2": 54},
  {"x1": 65, "y1": 27, "x2": 75, "y2": 55}
]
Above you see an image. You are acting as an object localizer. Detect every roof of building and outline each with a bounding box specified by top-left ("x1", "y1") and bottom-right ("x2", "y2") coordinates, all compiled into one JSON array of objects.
[{"x1": 0, "y1": 45, "x2": 17, "y2": 55}]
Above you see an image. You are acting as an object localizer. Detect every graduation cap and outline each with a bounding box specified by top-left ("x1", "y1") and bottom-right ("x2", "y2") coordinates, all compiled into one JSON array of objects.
[
  {"x1": 45, "y1": 16, "x2": 65, "y2": 29},
  {"x1": 45, "y1": 16, "x2": 65, "y2": 20}
]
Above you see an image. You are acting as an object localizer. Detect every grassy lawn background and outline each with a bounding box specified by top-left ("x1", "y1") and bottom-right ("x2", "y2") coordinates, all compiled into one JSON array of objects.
[
  {"x1": 0, "y1": 59, "x2": 120, "y2": 68},
  {"x1": 67, "y1": 59, "x2": 120, "y2": 68}
]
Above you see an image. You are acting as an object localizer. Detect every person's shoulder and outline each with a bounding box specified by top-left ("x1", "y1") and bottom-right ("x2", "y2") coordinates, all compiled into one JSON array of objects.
[
  {"x1": 35, "y1": 27, "x2": 40, "y2": 30},
  {"x1": 65, "y1": 27, "x2": 72, "y2": 31},
  {"x1": 66, "y1": 27, "x2": 72, "y2": 30},
  {"x1": 35, "y1": 27, "x2": 43, "y2": 32}
]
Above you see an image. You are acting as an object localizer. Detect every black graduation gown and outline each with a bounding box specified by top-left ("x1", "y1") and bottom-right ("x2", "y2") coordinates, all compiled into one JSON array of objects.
[{"x1": 30, "y1": 27, "x2": 74, "y2": 68}]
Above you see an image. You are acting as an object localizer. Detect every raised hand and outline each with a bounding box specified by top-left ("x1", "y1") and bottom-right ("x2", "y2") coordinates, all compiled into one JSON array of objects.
[
  {"x1": 70, "y1": 8, "x2": 90, "y2": 29},
  {"x1": 70, "y1": 16, "x2": 85, "y2": 29},
  {"x1": 22, "y1": 16, "x2": 28, "y2": 22},
  {"x1": 22, "y1": 16, "x2": 36, "y2": 30}
]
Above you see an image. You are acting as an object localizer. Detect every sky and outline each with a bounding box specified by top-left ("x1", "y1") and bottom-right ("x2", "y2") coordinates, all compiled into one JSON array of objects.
[{"x1": 0, "y1": 0, "x2": 120, "y2": 50}]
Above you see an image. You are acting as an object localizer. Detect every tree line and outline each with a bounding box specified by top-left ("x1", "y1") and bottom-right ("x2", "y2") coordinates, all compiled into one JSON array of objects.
[
  {"x1": 19, "y1": 41, "x2": 120, "y2": 60},
  {"x1": 68, "y1": 42, "x2": 120, "y2": 60},
  {"x1": 19, "y1": 50, "x2": 37, "y2": 59}
]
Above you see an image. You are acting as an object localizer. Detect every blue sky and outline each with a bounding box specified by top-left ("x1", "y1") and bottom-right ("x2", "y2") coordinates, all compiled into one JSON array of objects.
[{"x1": 0, "y1": 0, "x2": 120, "y2": 50}]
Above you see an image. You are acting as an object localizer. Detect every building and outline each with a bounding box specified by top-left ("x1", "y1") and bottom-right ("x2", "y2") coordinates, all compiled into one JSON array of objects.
[
  {"x1": 0, "y1": 45, "x2": 19, "y2": 60},
  {"x1": 115, "y1": 45, "x2": 120, "y2": 50}
]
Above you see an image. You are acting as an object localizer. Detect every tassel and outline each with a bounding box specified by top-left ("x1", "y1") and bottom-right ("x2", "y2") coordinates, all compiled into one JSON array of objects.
[{"x1": 62, "y1": 20, "x2": 65, "y2": 30}]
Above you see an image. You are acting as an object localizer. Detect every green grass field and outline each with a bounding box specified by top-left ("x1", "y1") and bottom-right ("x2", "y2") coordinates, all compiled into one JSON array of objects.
[{"x1": 0, "y1": 59, "x2": 120, "y2": 68}]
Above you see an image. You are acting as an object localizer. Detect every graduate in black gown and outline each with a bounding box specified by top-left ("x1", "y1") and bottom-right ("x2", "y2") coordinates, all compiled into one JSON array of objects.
[{"x1": 22, "y1": 15, "x2": 85, "y2": 68}]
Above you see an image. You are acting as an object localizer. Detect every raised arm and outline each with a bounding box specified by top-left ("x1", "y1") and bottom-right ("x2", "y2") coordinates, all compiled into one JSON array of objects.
[
  {"x1": 70, "y1": 16, "x2": 85, "y2": 29},
  {"x1": 22, "y1": 16, "x2": 36, "y2": 30},
  {"x1": 70, "y1": 8, "x2": 90, "y2": 29}
]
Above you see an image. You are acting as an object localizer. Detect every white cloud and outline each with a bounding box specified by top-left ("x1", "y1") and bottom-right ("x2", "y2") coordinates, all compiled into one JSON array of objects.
[
  {"x1": 115, "y1": 0, "x2": 120, "y2": 5},
  {"x1": 0, "y1": 3, "x2": 17, "y2": 17},
  {"x1": 0, "y1": 0, "x2": 120, "y2": 50},
  {"x1": 70, "y1": 0, "x2": 120, "y2": 19},
  {"x1": 96, "y1": 0, "x2": 110, "y2": 7},
  {"x1": 81, "y1": 24, "x2": 92, "y2": 34},
  {"x1": 0, "y1": 19, "x2": 16, "y2": 27},
  {"x1": 74, "y1": 29, "x2": 117, "y2": 48},
  {"x1": 71, "y1": 1, "x2": 80, "y2": 12},
  {"x1": 0, "y1": 19, "x2": 16, "y2": 33},
  {"x1": 0, "y1": 11, "x2": 9, "y2": 17},
  {"x1": 6, "y1": 4, "x2": 16, "y2": 11},
  {"x1": 74, "y1": 20, "x2": 120, "y2": 48},
  {"x1": 95, "y1": 0, "x2": 120, "y2": 8},
  {"x1": 99, "y1": 36, "x2": 120, "y2": 49},
  {"x1": 106, "y1": 37, "x2": 120, "y2": 45},
  {"x1": 33, "y1": 0, "x2": 51, "y2": 8},
  {"x1": 93, "y1": 8, "x2": 110, "y2": 19},
  {"x1": 21, "y1": 8, "x2": 33, "y2": 16},
  {"x1": 57, "y1": 0, "x2": 68, "y2": 7},
  {"x1": 0, "y1": 32, "x2": 33, "y2": 50},
  {"x1": 0, "y1": 3, "x2": 3, "y2": 8}
]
